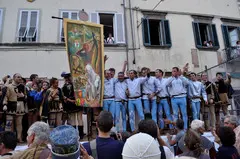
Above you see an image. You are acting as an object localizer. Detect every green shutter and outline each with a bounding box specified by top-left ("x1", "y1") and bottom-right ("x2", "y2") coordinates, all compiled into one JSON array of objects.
[
  {"x1": 163, "y1": 20, "x2": 172, "y2": 47},
  {"x1": 142, "y1": 18, "x2": 151, "y2": 46},
  {"x1": 192, "y1": 22, "x2": 202, "y2": 48},
  {"x1": 238, "y1": 27, "x2": 240, "y2": 40},
  {"x1": 211, "y1": 24, "x2": 219, "y2": 48},
  {"x1": 221, "y1": 25, "x2": 231, "y2": 49}
]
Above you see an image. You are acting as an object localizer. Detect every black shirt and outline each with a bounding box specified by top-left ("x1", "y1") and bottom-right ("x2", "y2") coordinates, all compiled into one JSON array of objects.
[
  {"x1": 215, "y1": 79, "x2": 228, "y2": 93},
  {"x1": 216, "y1": 146, "x2": 240, "y2": 159},
  {"x1": 204, "y1": 81, "x2": 214, "y2": 95}
]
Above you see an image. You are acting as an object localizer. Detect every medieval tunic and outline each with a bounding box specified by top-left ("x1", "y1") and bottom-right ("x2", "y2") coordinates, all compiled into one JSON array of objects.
[
  {"x1": 62, "y1": 82, "x2": 81, "y2": 113},
  {"x1": 0, "y1": 86, "x2": 7, "y2": 112},
  {"x1": 41, "y1": 87, "x2": 63, "y2": 119},
  {"x1": 17, "y1": 84, "x2": 27, "y2": 114},
  {"x1": 3, "y1": 83, "x2": 18, "y2": 114}
]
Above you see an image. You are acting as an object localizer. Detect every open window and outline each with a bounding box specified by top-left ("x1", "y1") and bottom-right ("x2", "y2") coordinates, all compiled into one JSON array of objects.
[
  {"x1": 142, "y1": 18, "x2": 172, "y2": 47},
  {"x1": 90, "y1": 12, "x2": 125, "y2": 44},
  {"x1": 99, "y1": 13, "x2": 114, "y2": 44},
  {"x1": 222, "y1": 25, "x2": 240, "y2": 48},
  {"x1": 192, "y1": 22, "x2": 219, "y2": 49},
  {"x1": 222, "y1": 25, "x2": 240, "y2": 59},
  {"x1": 17, "y1": 10, "x2": 39, "y2": 42},
  {"x1": 60, "y1": 11, "x2": 79, "y2": 42}
]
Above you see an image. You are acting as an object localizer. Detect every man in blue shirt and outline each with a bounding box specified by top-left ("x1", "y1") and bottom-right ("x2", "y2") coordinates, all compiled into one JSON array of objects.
[
  {"x1": 155, "y1": 69, "x2": 173, "y2": 129},
  {"x1": 115, "y1": 72, "x2": 127, "y2": 132},
  {"x1": 103, "y1": 70, "x2": 115, "y2": 119},
  {"x1": 188, "y1": 72, "x2": 208, "y2": 120},
  {"x1": 166, "y1": 67, "x2": 189, "y2": 129},
  {"x1": 83, "y1": 111, "x2": 124, "y2": 159},
  {"x1": 126, "y1": 70, "x2": 149, "y2": 132},
  {"x1": 141, "y1": 67, "x2": 160, "y2": 123}
]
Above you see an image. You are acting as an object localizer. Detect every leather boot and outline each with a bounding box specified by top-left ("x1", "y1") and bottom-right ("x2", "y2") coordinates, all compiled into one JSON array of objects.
[{"x1": 78, "y1": 126, "x2": 86, "y2": 139}]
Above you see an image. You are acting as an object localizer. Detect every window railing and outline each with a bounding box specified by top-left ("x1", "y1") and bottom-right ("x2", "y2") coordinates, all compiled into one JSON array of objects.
[{"x1": 224, "y1": 46, "x2": 240, "y2": 61}]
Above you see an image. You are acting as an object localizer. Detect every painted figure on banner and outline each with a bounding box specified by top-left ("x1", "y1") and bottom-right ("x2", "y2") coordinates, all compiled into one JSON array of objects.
[{"x1": 64, "y1": 20, "x2": 104, "y2": 107}]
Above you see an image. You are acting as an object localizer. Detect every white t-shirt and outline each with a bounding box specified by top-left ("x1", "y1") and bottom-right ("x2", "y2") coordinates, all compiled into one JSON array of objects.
[
  {"x1": 162, "y1": 146, "x2": 175, "y2": 159},
  {"x1": 107, "y1": 37, "x2": 115, "y2": 44},
  {"x1": 154, "y1": 140, "x2": 175, "y2": 159}
]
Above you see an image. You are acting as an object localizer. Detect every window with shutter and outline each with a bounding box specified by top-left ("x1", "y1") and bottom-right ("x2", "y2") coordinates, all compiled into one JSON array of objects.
[
  {"x1": 115, "y1": 13, "x2": 125, "y2": 43},
  {"x1": 221, "y1": 25, "x2": 240, "y2": 60},
  {"x1": 90, "y1": 13, "x2": 99, "y2": 24},
  {"x1": 26, "y1": 11, "x2": 38, "y2": 42},
  {"x1": 192, "y1": 21, "x2": 219, "y2": 49},
  {"x1": 0, "y1": 9, "x2": 3, "y2": 35},
  {"x1": 163, "y1": 20, "x2": 172, "y2": 46},
  {"x1": 18, "y1": 11, "x2": 28, "y2": 38},
  {"x1": 221, "y1": 25, "x2": 231, "y2": 48},
  {"x1": 90, "y1": 12, "x2": 125, "y2": 45},
  {"x1": 60, "y1": 11, "x2": 79, "y2": 42},
  {"x1": 17, "y1": 10, "x2": 39, "y2": 42},
  {"x1": 222, "y1": 25, "x2": 240, "y2": 48},
  {"x1": 142, "y1": 18, "x2": 150, "y2": 45},
  {"x1": 211, "y1": 24, "x2": 219, "y2": 47},
  {"x1": 192, "y1": 22, "x2": 202, "y2": 48},
  {"x1": 99, "y1": 13, "x2": 115, "y2": 44},
  {"x1": 142, "y1": 18, "x2": 171, "y2": 47}
]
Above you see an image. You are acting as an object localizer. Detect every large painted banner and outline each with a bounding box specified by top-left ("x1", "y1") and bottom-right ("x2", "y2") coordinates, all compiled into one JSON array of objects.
[{"x1": 64, "y1": 19, "x2": 104, "y2": 107}]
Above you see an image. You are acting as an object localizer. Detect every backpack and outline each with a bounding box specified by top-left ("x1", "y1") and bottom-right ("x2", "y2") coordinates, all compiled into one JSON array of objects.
[
  {"x1": 90, "y1": 139, "x2": 98, "y2": 159},
  {"x1": 159, "y1": 146, "x2": 166, "y2": 159}
]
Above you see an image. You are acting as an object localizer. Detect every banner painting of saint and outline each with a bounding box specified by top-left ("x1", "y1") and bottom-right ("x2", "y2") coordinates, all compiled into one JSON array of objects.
[{"x1": 64, "y1": 19, "x2": 104, "y2": 107}]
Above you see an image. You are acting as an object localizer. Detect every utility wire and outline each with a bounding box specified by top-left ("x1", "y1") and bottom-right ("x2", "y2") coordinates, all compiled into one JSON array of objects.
[{"x1": 137, "y1": 0, "x2": 164, "y2": 28}]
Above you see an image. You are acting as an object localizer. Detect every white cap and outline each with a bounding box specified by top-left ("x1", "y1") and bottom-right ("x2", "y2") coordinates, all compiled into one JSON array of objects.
[{"x1": 122, "y1": 133, "x2": 161, "y2": 159}]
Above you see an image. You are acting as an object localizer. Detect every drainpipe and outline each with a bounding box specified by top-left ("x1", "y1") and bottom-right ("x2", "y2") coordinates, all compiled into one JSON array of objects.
[
  {"x1": 129, "y1": 0, "x2": 136, "y2": 64},
  {"x1": 123, "y1": 0, "x2": 129, "y2": 70}
]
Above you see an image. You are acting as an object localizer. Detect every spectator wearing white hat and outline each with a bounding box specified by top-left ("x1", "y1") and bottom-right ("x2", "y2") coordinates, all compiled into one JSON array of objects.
[
  {"x1": 138, "y1": 119, "x2": 174, "y2": 159},
  {"x1": 122, "y1": 133, "x2": 161, "y2": 159}
]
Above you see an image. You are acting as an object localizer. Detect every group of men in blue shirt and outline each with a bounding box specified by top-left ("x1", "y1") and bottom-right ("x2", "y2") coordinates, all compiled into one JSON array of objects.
[{"x1": 103, "y1": 66, "x2": 208, "y2": 132}]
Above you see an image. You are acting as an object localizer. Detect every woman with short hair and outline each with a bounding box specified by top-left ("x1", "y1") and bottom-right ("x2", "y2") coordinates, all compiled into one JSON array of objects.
[{"x1": 179, "y1": 129, "x2": 210, "y2": 159}]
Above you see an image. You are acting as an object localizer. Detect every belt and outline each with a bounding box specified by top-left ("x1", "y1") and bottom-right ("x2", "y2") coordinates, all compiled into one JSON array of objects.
[
  {"x1": 115, "y1": 100, "x2": 127, "y2": 103},
  {"x1": 8, "y1": 101, "x2": 17, "y2": 104},
  {"x1": 171, "y1": 93, "x2": 186, "y2": 98},
  {"x1": 157, "y1": 96, "x2": 168, "y2": 99},
  {"x1": 191, "y1": 96, "x2": 201, "y2": 99},
  {"x1": 128, "y1": 96, "x2": 141, "y2": 99},
  {"x1": 103, "y1": 96, "x2": 115, "y2": 99}
]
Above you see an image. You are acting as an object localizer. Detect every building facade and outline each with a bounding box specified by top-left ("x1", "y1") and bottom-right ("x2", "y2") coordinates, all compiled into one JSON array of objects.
[
  {"x1": 0, "y1": 0, "x2": 127, "y2": 79},
  {"x1": 124, "y1": 0, "x2": 240, "y2": 88},
  {"x1": 0, "y1": 0, "x2": 240, "y2": 88}
]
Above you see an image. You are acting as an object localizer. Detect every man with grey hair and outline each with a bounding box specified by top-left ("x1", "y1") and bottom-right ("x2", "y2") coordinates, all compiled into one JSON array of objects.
[
  {"x1": 224, "y1": 115, "x2": 240, "y2": 154},
  {"x1": 178, "y1": 120, "x2": 216, "y2": 158},
  {"x1": 12, "y1": 121, "x2": 51, "y2": 159},
  {"x1": 224, "y1": 115, "x2": 239, "y2": 129}
]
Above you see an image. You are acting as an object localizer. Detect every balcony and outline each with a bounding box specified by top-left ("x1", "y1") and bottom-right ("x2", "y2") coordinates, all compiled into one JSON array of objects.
[{"x1": 224, "y1": 47, "x2": 240, "y2": 62}]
